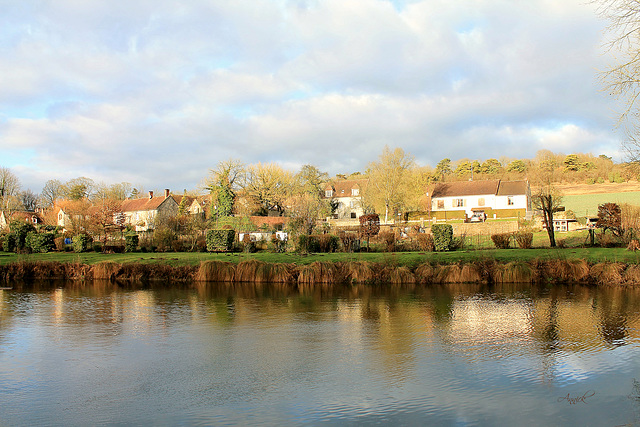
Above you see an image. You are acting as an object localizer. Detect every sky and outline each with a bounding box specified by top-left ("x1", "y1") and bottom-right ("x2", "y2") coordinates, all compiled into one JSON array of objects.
[{"x1": 0, "y1": 0, "x2": 625, "y2": 194}]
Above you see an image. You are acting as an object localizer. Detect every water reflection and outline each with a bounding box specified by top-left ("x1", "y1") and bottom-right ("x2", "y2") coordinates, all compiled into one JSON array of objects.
[{"x1": 1, "y1": 281, "x2": 639, "y2": 425}]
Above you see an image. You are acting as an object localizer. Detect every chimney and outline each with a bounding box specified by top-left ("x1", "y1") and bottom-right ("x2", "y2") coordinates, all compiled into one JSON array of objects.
[
  {"x1": 149, "y1": 191, "x2": 154, "y2": 199},
  {"x1": 164, "y1": 189, "x2": 170, "y2": 198}
]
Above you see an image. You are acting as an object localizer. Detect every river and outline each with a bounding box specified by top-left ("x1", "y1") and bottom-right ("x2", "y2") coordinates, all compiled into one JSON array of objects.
[{"x1": 1, "y1": 281, "x2": 639, "y2": 426}]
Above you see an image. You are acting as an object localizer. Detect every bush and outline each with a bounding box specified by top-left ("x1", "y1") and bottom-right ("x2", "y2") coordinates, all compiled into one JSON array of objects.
[
  {"x1": 73, "y1": 234, "x2": 90, "y2": 253},
  {"x1": 297, "y1": 234, "x2": 320, "y2": 253},
  {"x1": 206, "y1": 229, "x2": 235, "y2": 252},
  {"x1": 378, "y1": 231, "x2": 396, "y2": 252},
  {"x1": 3, "y1": 234, "x2": 16, "y2": 252},
  {"x1": 514, "y1": 231, "x2": 533, "y2": 249},
  {"x1": 416, "y1": 233, "x2": 435, "y2": 252},
  {"x1": 491, "y1": 233, "x2": 512, "y2": 249},
  {"x1": 125, "y1": 234, "x2": 139, "y2": 253},
  {"x1": 269, "y1": 235, "x2": 287, "y2": 253},
  {"x1": 339, "y1": 233, "x2": 360, "y2": 252},
  {"x1": 12, "y1": 222, "x2": 36, "y2": 251},
  {"x1": 92, "y1": 243, "x2": 103, "y2": 253},
  {"x1": 242, "y1": 240, "x2": 257, "y2": 253},
  {"x1": 54, "y1": 236, "x2": 65, "y2": 251},
  {"x1": 26, "y1": 232, "x2": 55, "y2": 253},
  {"x1": 431, "y1": 224, "x2": 453, "y2": 251},
  {"x1": 318, "y1": 234, "x2": 340, "y2": 253}
]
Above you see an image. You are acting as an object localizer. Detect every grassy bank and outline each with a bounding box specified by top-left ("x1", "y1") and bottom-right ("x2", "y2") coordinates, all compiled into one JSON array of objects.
[
  {"x1": 2, "y1": 247, "x2": 640, "y2": 286},
  {"x1": 2, "y1": 247, "x2": 640, "y2": 267}
]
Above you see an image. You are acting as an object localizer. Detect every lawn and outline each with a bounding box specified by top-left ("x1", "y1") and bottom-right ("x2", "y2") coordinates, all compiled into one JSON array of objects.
[
  {"x1": 2, "y1": 244, "x2": 639, "y2": 267},
  {"x1": 563, "y1": 192, "x2": 640, "y2": 217}
]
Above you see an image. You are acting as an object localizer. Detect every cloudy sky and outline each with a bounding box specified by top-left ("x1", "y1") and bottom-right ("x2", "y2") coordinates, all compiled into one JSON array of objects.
[{"x1": 0, "y1": 0, "x2": 624, "y2": 193}]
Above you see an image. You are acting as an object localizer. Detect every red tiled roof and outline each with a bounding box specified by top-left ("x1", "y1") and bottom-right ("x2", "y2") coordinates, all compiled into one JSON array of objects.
[
  {"x1": 120, "y1": 195, "x2": 172, "y2": 212},
  {"x1": 324, "y1": 179, "x2": 368, "y2": 198}
]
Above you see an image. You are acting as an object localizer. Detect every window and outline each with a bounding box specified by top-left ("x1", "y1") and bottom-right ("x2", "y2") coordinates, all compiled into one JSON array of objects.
[
  {"x1": 507, "y1": 196, "x2": 514, "y2": 206},
  {"x1": 325, "y1": 190, "x2": 333, "y2": 197},
  {"x1": 351, "y1": 212, "x2": 357, "y2": 218},
  {"x1": 437, "y1": 200, "x2": 444, "y2": 209},
  {"x1": 478, "y1": 198, "x2": 485, "y2": 206},
  {"x1": 453, "y1": 198, "x2": 464, "y2": 207},
  {"x1": 352, "y1": 188, "x2": 359, "y2": 196}
]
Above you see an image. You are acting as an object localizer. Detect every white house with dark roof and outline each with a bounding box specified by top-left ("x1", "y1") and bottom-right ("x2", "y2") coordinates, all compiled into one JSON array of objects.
[
  {"x1": 429, "y1": 180, "x2": 531, "y2": 220},
  {"x1": 323, "y1": 179, "x2": 368, "y2": 220}
]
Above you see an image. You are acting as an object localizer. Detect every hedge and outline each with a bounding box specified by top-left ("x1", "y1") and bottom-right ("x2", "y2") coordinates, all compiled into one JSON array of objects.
[
  {"x1": 73, "y1": 234, "x2": 90, "y2": 253},
  {"x1": 26, "y1": 232, "x2": 55, "y2": 253},
  {"x1": 3, "y1": 233, "x2": 16, "y2": 252},
  {"x1": 431, "y1": 224, "x2": 454, "y2": 251},
  {"x1": 206, "y1": 229, "x2": 235, "y2": 252},
  {"x1": 125, "y1": 234, "x2": 139, "y2": 253}
]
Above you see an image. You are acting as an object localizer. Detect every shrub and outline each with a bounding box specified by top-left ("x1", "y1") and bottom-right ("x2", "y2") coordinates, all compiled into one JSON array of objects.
[
  {"x1": 491, "y1": 233, "x2": 512, "y2": 249},
  {"x1": 73, "y1": 234, "x2": 90, "y2": 253},
  {"x1": 125, "y1": 234, "x2": 139, "y2": 253},
  {"x1": 3, "y1": 233, "x2": 16, "y2": 252},
  {"x1": 378, "y1": 231, "x2": 396, "y2": 252},
  {"x1": 92, "y1": 243, "x2": 103, "y2": 253},
  {"x1": 54, "y1": 236, "x2": 65, "y2": 251},
  {"x1": 297, "y1": 234, "x2": 320, "y2": 253},
  {"x1": 269, "y1": 235, "x2": 287, "y2": 253},
  {"x1": 514, "y1": 231, "x2": 533, "y2": 249},
  {"x1": 339, "y1": 233, "x2": 360, "y2": 252},
  {"x1": 242, "y1": 240, "x2": 257, "y2": 253},
  {"x1": 26, "y1": 232, "x2": 55, "y2": 253},
  {"x1": 431, "y1": 224, "x2": 453, "y2": 251},
  {"x1": 206, "y1": 229, "x2": 235, "y2": 252},
  {"x1": 318, "y1": 234, "x2": 339, "y2": 253},
  {"x1": 416, "y1": 233, "x2": 435, "y2": 252},
  {"x1": 11, "y1": 222, "x2": 36, "y2": 251}
]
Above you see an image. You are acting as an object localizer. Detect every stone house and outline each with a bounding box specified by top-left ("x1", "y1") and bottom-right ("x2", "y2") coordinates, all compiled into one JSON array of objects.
[{"x1": 120, "y1": 189, "x2": 179, "y2": 232}]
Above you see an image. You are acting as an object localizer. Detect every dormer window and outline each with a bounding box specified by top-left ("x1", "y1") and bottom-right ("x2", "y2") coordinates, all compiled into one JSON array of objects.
[
  {"x1": 352, "y1": 188, "x2": 359, "y2": 196},
  {"x1": 325, "y1": 189, "x2": 333, "y2": 197}
]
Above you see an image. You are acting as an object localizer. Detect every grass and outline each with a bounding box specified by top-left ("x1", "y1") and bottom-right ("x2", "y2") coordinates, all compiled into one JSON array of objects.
[
  {"x1": 563, "y1": 192, "x2": 640, "y2": 217},
  {"x1": 2, "y1": 245, "x2": 640, "y2": 267}
]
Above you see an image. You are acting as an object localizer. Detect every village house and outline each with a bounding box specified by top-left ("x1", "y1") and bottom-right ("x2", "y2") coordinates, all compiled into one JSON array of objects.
[
  {"x1": 120, "y1": 189, "x2": 179, "y2": 232},
  {"x1": 429, "y1": 180, "x2": 531, "y2": 220},
  {"x1": 0, "y1": 210, "x2": 43, "y2": 230},
  {"x1": 323, "y1": 179, "x2": 368, "y2": 221}
]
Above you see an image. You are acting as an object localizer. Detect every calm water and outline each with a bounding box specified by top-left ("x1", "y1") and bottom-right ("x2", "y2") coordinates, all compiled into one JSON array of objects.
[{"x1": 1, "y1": 281, "x2": 640, "y2": 426}]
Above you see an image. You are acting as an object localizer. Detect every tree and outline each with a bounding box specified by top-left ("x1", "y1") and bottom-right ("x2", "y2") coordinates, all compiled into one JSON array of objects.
[
  {"x1": 533, "y1": 184, "x2": 563, "y2": 247},
  {"x1": 63, "y1": 177, "x2": 94, "y2": 200},
  {"x1": 286, "y1": 192, "x2": 331, "y2": 235},
  {"x1": 507, "y1": 159, "x2": 527, "y2": 173},
  {"x1": 435, "y1": 158, "x2": 452, "y2": 181},
  {"x1": 20, "y1": 189, "x2": 39, "y2": 211},
  {"x1": 365, "y1": 146, "x2": 416, "y2": 223},
  {"x1": 206, "y1": 159, "x2": 244, "y2": 219},
  {"x1": 563, "y1": 154, "x2": 581, "y2": 172},
  {"x1": 359, "y1": 213, "x2": 380, "y2": 251},
  {"x1": 295, "y1": 164, "x2": 329, "y2": 196},
  {"x1": 90, "y1": 198, "x2": 124, "y2": 246},
  {"x1": 454, "y1": 160, "x2": 473, "y2": 178},
  {"x1": 0, "y1": 167, "x2": 21, "y2": 214},
  {"x1": 597, "y1": 202, "x2": 623, "y2": 237},
  {"x1": 481, "y1": 158, "x2": 503, "y2": 175},
  {"x1": 41, "y1": 179, "x2": 63, "y2": 207},
  {"x1": 242, "y1": 163, "x2": 294, "y2": 216},
  {"x1": 596, "y1": 0, "x2": 640, "y2": 159}
]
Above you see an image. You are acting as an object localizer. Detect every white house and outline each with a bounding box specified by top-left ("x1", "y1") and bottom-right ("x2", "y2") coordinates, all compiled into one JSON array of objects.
[
  {"x1": 120, "y1": 189, "x2": 179, "y2": 232},
  {"x1": 430, "y1": 180, "x2": 531, "y2": 220},
  {"x1": 323, "y1": 179, "x2": 368, "y2": 220}
]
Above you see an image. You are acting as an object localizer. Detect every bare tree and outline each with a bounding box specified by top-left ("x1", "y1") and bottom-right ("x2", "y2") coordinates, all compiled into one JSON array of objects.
[
  {"x1": 20, "y1": 189, "x2": 39, "y2": 212},
  {"x1": 41, "y1": 179, "x2": 63, "y2": 207},
  {"x1": 595, "y1": 0, "x2": 640, "y2": 158},
  {"x1": 0, "y1": 167, "x2": 21, "y2": 216}
]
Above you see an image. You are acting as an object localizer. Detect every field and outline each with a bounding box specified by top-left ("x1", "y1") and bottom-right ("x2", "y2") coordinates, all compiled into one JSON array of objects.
[{"x1": 562, "y1": 192, "x2": 640, "y2": 217}]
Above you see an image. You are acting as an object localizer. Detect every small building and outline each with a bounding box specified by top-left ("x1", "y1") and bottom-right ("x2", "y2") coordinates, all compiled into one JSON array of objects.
[
  {"x1": 430, "y1": 179, "x2": 531, "y2": 220},
  {"x1": 552, "y1": 218, "x2": 578, "y2": 232},
  {"x1": 323, "y1": 179, "x2": 368, "y2": 220},
  {"x1": 0, "y1": 211, "x2": 43, "y2": 230}
]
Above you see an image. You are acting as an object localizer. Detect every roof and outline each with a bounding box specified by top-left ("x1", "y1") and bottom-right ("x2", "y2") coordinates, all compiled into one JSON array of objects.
[
  {"x1": 496, "y1": 180, "x2": 528, "y2": 196},
  {"x1": 324, "y1": 179, "x2": 368, "y2": 198},
  {"x1": 120, "y1": 195, "x2": 174, "y2": 212},
  {"x1": 431, "y1": 180, "x2": 500, "y2": 198},
  {"x1": 431, "y1": 180, "x2": 528, "y2": 198},
  {"x1": 9, "y1": 211, "x2": 43, "y2": 222}
]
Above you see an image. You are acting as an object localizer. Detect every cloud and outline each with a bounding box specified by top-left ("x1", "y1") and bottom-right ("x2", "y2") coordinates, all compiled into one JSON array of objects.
[{"x1": 0, "y1": 0, "x2": 623, "y2": 192}]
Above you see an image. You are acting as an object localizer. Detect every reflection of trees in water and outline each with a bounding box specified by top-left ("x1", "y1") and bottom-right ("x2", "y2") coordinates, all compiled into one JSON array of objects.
[{"x1": 593, "y1": 288, "x2": 638, "y2": 346}]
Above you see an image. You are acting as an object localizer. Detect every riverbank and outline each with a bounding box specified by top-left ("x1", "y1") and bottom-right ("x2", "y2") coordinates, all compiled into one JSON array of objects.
[{"x1": 2, "y1": 248, "x2": 640, "y2": 286}]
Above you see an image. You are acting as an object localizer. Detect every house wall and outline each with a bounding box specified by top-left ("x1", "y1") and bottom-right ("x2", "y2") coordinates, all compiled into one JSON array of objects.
[
  {"x1": 431, "y1": 193, "x2": 497, "y2": 214},
  {"x1": 333, "y1": 196, "x2": 365, "y2": 220},
  {"x1": 431, "y1": 192, "x2": 528, "y2": 219}
]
